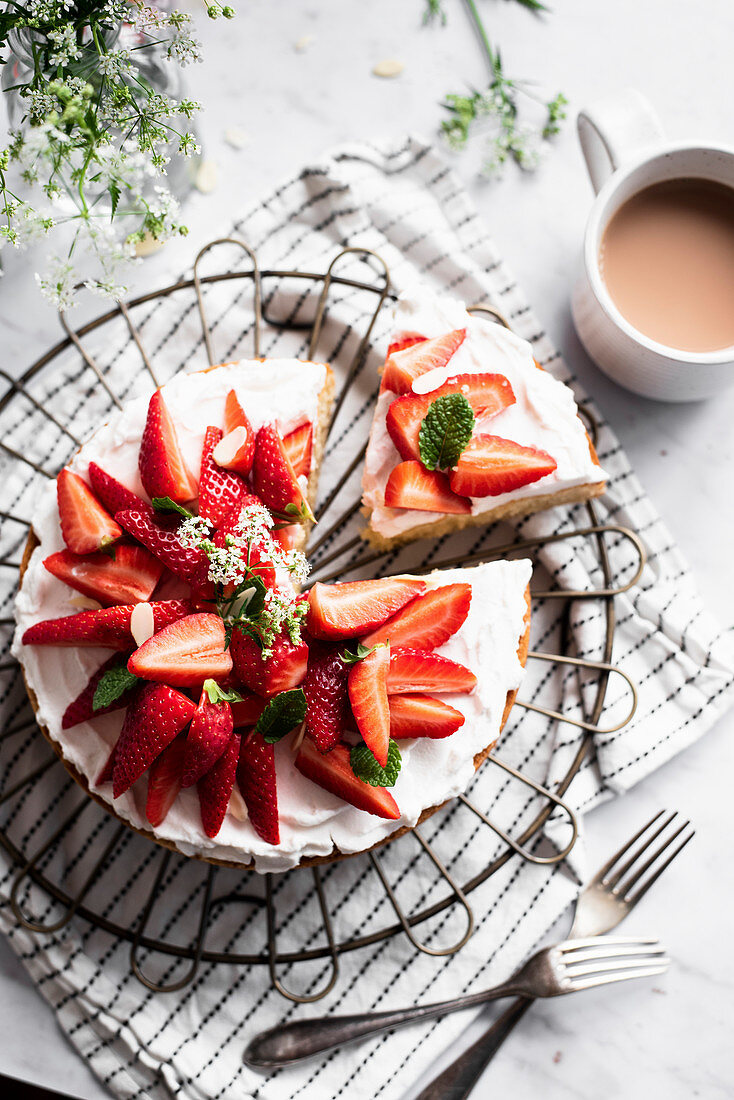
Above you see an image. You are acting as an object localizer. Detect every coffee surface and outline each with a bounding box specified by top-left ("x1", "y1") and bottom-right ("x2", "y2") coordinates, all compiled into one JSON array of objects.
[{"x1": 600, "y1": 178, "x2": 734, "y2": 352}]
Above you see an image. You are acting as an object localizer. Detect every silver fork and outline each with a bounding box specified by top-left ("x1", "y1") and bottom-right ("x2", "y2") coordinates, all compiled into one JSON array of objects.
[
  {"x1": 411, "y1": 808, "x2": 694, "y2": 1100},
  {"x1": 244, "y1": 809, "x2": 690, "y2": 1071}
]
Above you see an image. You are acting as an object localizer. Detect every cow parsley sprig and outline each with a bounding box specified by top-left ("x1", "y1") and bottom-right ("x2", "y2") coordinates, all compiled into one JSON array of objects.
[{"x1": 0, "y1": 1, "x2": 236, "y2": 306}]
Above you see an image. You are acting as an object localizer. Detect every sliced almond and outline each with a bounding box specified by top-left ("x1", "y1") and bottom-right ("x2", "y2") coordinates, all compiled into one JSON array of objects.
[
  {"x1": 224, "y1": 126, "x2": 248, "y2": 149},
  {"x1": 411, "y1": 366, "x2": 451, "y2": 395},
  {"x1": 294, "y1": 34, "x2": 314, "y2": 52},
  {"x1": 228, "y1": 786, "x2": 249, "y2": 821},
  {"x1": 130, "y1": 602, "x2": 155, "y2": 647},
  {"x1": 291, "y1": 721, "x2": 307, "y2": 754},
  {"x1": 372, "y1": 58, "x2": 404, "y2": 79},
  {"x1": 68, "y1": 595, "x2": 102, "y2": 611},
  {"x1": 195, "y1": 160, "x2": 218, "y2": 194},
  {"x1": 213, "y1": 426, "x2": 247, "y2": 467}
]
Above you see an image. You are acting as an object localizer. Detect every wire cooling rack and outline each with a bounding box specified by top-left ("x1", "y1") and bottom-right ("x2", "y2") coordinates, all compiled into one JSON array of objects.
[{"x1": 0, "y1": 240, "x2": 643, "y2": 1003}]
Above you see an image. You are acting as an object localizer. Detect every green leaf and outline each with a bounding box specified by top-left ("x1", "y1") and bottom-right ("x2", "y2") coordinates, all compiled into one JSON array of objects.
[
  {"x1": 256, "y1": 689, "x2": 307, "y2": 744},
  {"x1": 418, "y1": 393, "x2": 475, "y2": 471},
  {"x1": 93, "y1": 665, "x2": 138, "y2": 711},
  {"x1": 350, "y1": 740, "x2": 402, "y2": 788},
  {"x1": 203, "y1": 679, "x2": 244, "y2": 705},
  {"x1": 340, "y1": 642, "x2": 382, "y2": 666},
  {"x1": 152, "y1": 496, "x2": 193, "y2": 518},
  {"x1": 108, "y1": 180, "x2": 120, "y2": 219}
]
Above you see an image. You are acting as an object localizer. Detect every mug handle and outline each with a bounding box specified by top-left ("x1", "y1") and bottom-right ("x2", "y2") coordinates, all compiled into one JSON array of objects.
[{"x1": 577, "y1": 89, "x2": 664, "y2": 194}]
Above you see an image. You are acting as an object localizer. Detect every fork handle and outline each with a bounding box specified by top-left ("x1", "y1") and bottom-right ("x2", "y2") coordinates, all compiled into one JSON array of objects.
[{"x1": 413, "y1": 997, "x2": 534, "y2": 1100}]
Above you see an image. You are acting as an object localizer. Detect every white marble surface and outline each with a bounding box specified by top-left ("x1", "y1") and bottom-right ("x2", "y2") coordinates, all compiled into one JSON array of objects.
[{"x1": 1, "y1": 1, "x2": 733, "y2": 1097}]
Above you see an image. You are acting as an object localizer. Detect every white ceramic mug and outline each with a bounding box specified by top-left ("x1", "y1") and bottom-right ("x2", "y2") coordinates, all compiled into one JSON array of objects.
[{"x1": 571, "y1": 88, "x2": 734, "y2": 402}]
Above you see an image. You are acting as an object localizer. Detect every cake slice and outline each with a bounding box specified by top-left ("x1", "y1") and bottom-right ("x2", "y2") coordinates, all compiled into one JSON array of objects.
[{"x1": 362, "y1": 290, "x2": 606, "y2": 548}]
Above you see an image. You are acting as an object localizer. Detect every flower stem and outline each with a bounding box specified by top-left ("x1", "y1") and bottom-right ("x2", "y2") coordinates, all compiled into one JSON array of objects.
[{"x1": 462, "y1": 0, "x2": 496, "y2": 70}]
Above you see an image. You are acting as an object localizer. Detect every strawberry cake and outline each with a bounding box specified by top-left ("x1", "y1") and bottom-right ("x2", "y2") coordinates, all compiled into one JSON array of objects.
[
  {"x1": 362, "y1": 290, "x2": 607, "y2": 548},
  {"x1": 13, "y1": 358, "x2": 532, "y2": 871}
]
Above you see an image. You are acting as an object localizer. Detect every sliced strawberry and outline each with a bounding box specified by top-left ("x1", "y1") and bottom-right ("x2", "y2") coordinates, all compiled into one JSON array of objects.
[
  {"x1": 362, "y1": 583, "x2": 472, "y2": 649},
  {"x1": 116, "y1": 509, "x2": 208, "y2": 584},
  {"x1": 282, "y1": 422, "x2": 313, "y2": 479},
  {"x1": 112, "y1": 683, "x2": 195, "y2": 797},
  {"x1": 62, "y1": 655, "x2": 140, "y2": 730},
  {"x1": 272, "y1": 524, "x2": 300, "y2": 552},
  {"x1": 128, "y1": 612, "x2": 232, "y2": 686},
  {"x1": 181, "y1": 684, "x2": 234, "y2": 787},
  {"x1": 88, "y1": 462, "x2": 153, "y2": 518},
  {"x1": 384, "y1": 461, "x2": 471, "y2": 514},
  {"x1": 220, "y1": 389, "x2": 256, "y2": 476},
  {"x1": 237, "y1": 730, "x2": 279, "y2": 844},
  {"x1": 303, "y1": 642, "x2": 350, "y2": 753},
  {"x1": 386, "y1": 331, "x2": 428, "y2": 357},
  {"x1": 96, "y1": 742, "x2": 117, "y2": 785},
  {"x1": 348, "y1": 642, "x2": 390, "y2": 767},
  {"x1": 139, "y1": 389, "x2": 198, "y2": 504},
  {"x1": 306, "y1": 577, "x2": 426, "y2": 640},
  {"x1": 385, "y1": 373, "x2": 515, "y2": 461},
  {"x1": 230, "y1": 625, "x2": 308, "y2": 698},
  {"x1": 230, "y1": 693, "x2": 267, "y2": 728},
  {"x1": 22, "y1": 598, "x2": 193, "y2": 649},
  {"x1": 198, "y1": 426, "x2": 252, "y2": 527},
  {"x1": 387, "y1": 648, "x2": 477, "y2": 694},
  {"x1": 56, "y1": 468, "x2": 122, "y2": 555},
  {"x1": 198, "y1": 730, "x2": 241, "y2": 838},
  {"x1": 389, "y1": 694, "x2": 465, "y2": 739},
  {"x1": 252, "y1": 423, "x2": 313, "y2": 522},
  {"x1": 295, "y1": 739, "x2": 400, "y2": 820},
  {"x1": 44, "y1": 543, "x2": 164, "y2": 606},
  {"x1": 449, "y1": 435, "x2": 557, "y2": 498},
  {"x1": 381, "y1": 328, "x2": 465, "y2": 396},
  {"x1": 146, "y1": 736, "x2": 187, "y2": 827}
]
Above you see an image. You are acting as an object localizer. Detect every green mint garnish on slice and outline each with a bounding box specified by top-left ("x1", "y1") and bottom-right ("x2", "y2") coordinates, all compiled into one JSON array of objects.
[
  {"x1": 340, "y1": 642, "x2": 383, "y2": 666},
  {"x1": 350, "y1": 740, "x2": 402, "y2": 788},
  {"x1": 418, "y1": 392, "x2": 475, "y2": 471},
  {"x1": 152, "y1": 496, "x2": 193, "y2": 519},
  {"x1": 256, "y1": 688, "x2": 307, "y2": 744},
  {"x1": 203, "y1": 679, "x2": 244, "y2": 706},
  {"x1": 93, "y1": 665, "x2": 138, "y2": 711}
]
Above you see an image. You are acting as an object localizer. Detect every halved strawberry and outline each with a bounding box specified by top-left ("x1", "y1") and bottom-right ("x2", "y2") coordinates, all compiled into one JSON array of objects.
[
  {"x1": 306, "y1": 577, "x2": 426, "y2": 640},
  {"x1": 282, "y1": 422, "x2": 313, "y2": 479},
  {"x1": 139, "y1": 389, "x2": 198, "y2": 504},
  {"x1": 44, "y1": 543, "x2": 164, "y2": 606},
  {"x1": 449, "y1": 435, "x2": 558, "y2": 498},
  {"x1": 230, "y1": 692, "x2": 267, "y2": 728},
  {"x1": 387, "y1": 648, "x2": 477, "y2": 694},
  {"x1": 116, "y1": 509, "x2": 208, "y2": 584},
  {"x1": 237, "y1": 730, "x2": 279, "y2": 844},
  {"x1": 128, "y1": 612, "x2": 232, "y2": 686},
  {"x1": 112, "y1": 683, "x2": 195, "y2": 797},
  {"x1": 88, "y1": 462, "x2": 153, "y2": 518},
  {"x1": 362, "y1": 583, "x2": 472, "y2": 649},
  {"x1": 197, "y1": 730, "x2": 241, "y2": 837},
  {"x1": 57, "y1": 468, "x2": 122, "y2": 555},
  {"x1": 22, "y1": 598, "x2": 193, "y2": 649},
  {"x1": 146, "y1": 736, "x2": 187, "y2": 827},
  {"x1": 219, "y1": 389, "x2": 256, "y2": 476},
  {"x1": 381, "y1": 328, "x2": 465, "y2": 396},
  {"x1": 62, "y1": 655, "x2": 140, "y2": 729},
  {"x1": 303, "y1": 642, "x2": 350, "y2": 753},
  {"x1": 295, "y1": 739, "x2": 400, "y2": 820},
  {"x1": 198, "y1": 426, "x2": 253, "y2": 527},
  {"x1": 385, "y1": 373, "x2": 515, "y2": 461},
  {"x1": 389, "y1": 694, "x2": 465, "y2": 739},
  {"x1": 348, "y1": 642, "x2": 390, "y2": 767},
  {"x1": 181, "y1": 683, "x2": 234, "y2": 787},
  {"x1": 230, "y1": 625, "x2": 308, "y2": 698},
  {"x1": 384, "y1": 461, "x2": 471, "y2": 514},
  {"x1": 252, "y1": 423, "x2": 313, "y2": 522}
]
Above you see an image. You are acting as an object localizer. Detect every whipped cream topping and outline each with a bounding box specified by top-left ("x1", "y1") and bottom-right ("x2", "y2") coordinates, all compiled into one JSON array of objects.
[
  {"x1": 14, "y1": 358, "x2": 531, "y2": 873},
  {"x1": 362, "y1": 290, "x2": 606, "y2": 539}
]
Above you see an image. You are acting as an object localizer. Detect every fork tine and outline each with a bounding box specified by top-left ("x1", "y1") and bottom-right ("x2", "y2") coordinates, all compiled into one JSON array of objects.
[
  {"x1": 567, "y1": 963, "x2": 669, "y2": 992},
  {"x1": 558, "y1": 935, "x2": 659, "y2": 952},
  {"x1": 602, "y1": 811, "x2": 678, "y2": 890},
  {"x1": 591, "y1": 809, "x2": 666, "y2": 883},
  {"x1": 564, "y1": 954, "x2": 670, "y2": 979},
  {"x1": 614, "y1": 819, "x2": 690, "y2": 898},
  {"x1": 560, "y1": 943, "x2": 667, "y2": 964},
  {"x1": 625, "y1": 830, "x2": 695, "y2": 907}
]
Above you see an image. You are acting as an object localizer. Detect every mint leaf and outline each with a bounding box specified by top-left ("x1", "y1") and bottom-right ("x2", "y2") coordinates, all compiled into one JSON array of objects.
[
  {"x1": 203, "y1": 679, "x2": 244, "y2": 705},
  {"x1": 256, "y1": 688, "x2": 307, "y2": 743},
  {"x1": 418, "y1": 393, "x2": 475, "y2": 471},
  {"x1": 93, "y1": 665, "x2": 138, "y2": 711},
  {"x1": 341, "y1": 642, "x2": 383, "y2": 666},
  {"x1": 350, "y1": 740, "x2": 402, "y2": 787},
  {"x1": 152, "y1": 496, "x2": 193, "y2": 518}
]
